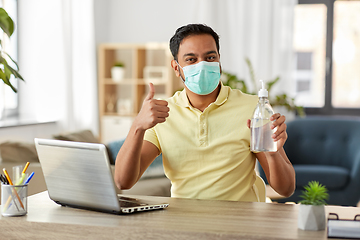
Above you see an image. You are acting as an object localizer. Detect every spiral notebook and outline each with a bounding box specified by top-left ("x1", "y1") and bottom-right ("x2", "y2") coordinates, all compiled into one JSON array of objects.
[{"x1": 327, "y1": 213, "x2": 360, "y2": 239}]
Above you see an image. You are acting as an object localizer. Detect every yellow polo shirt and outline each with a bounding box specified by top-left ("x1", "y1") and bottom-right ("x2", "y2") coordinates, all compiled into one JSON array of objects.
[{"x1": 144, "y1": 83, "x2": 260, "y2": 202}]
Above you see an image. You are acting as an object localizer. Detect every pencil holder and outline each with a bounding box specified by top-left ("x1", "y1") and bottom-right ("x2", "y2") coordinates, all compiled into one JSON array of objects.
[{"x1": 1, "y1": 183, "x2": 28, "y2": 217}]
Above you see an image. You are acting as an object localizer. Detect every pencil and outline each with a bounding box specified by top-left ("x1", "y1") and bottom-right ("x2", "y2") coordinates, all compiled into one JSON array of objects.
[
  {"x1": 22, "y1": 162, "x2": 30, "y2": 174},
  {"x1": 2, "y1": 168, "x2": 25, "y2": 209}
]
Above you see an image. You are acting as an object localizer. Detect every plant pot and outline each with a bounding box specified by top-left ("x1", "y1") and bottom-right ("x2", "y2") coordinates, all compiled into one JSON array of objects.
[
  {"x1": 111, "y1": 67, "x2": 125, "y2": 82},
  {"x1": 298, "y1": 204, "x2": 326, "y2": 231}
]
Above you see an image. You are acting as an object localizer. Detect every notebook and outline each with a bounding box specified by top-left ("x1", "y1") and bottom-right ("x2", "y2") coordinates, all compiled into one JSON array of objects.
[
  {"x1": 34, "y1": 138, "x2": 169, "y2": 214},
  {"x1": 327, "y1": 213, "x2": 360, "y2": 239}
]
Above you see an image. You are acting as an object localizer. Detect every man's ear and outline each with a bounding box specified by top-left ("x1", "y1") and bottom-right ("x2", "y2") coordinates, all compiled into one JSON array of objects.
[{"x1": 171, "y1": 60, "x2": 180, "y2": 77}]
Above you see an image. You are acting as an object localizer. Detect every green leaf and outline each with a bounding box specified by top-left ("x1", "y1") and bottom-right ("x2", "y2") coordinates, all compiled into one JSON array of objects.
[
  {"x1": 4, "y1": 61, "x2": 24, "y2": 81},
  {"x1": 266, "y1": 76, "x2": 280, "y2": 94},
  {"x1": 0, "y1": 55, "x2": 24, "y2": 80},
  {"x1": 223, "y1": 57, "x2": 305, "y2": 117},
  {"x1": 298, "y1": 181, "x2": 329, "y2": 205},
  {"x1": 0, "y1": 68, "x2": 17, "y2": 92},
  {"x1": 0, "y1": 8, "x2": 14, "y2": 37},
  {"x1": 3, "y1": 51, "x2": 20, "y2": 70},
  {"x1": 245, "y1": 57, "x2": 257, "y2": 91},
  {"x1": 0, "y1": 8, "x2": 22, "y2": 93}
]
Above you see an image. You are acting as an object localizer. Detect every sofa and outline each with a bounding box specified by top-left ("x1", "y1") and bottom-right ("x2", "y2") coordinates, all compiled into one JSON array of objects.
[
  {"x1": 0, "y1": 130, "x2": 171, "y2": 200},
  {"x1": 259, "y1": 117, "x2": 360, "y2": 206}
]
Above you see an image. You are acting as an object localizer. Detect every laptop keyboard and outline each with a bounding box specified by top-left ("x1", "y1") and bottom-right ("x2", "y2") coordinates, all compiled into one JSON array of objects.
[{"x1": 118, "y1": 196, "x2": 147, "y2": 208}]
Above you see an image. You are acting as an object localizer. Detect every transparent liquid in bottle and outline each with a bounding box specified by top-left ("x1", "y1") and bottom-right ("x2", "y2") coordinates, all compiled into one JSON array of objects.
[
  {"x1": 250, "y1": 97, "x2": 277, "y2": 153},
  {"x1": 250, "y1": 118, "x2": 277, "y2": 153}
]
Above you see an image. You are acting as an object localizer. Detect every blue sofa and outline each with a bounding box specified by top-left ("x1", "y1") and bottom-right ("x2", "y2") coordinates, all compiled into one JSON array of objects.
[{"x1": 259, "y1": 117, "x2": 360, "y2": 206}]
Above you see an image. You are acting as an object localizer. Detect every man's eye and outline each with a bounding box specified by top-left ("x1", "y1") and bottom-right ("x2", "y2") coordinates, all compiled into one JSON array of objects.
[
  {"x1": 207, "y1": 56, "x2": 216, "y2": 61},
  {"x1": 186, "y1": 58, "x2": 196, "y2": 62}
]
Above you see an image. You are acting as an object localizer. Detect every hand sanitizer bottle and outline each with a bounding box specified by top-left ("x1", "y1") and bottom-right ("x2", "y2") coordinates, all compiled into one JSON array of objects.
[{"x1": 250, "y1": 80, "x2": 277, "y2": 153}]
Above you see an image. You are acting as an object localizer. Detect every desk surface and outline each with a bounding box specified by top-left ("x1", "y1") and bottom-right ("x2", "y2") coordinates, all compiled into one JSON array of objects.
[{"x1": 1, "y1": 191, "x2": 359, "y2": 239}]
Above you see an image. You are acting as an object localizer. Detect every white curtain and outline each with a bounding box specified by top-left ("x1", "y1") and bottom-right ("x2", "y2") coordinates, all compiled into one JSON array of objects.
[
  {"x1": 194, "y1": 0, "x2": 297, "y2": 95},
  {"x1": 18, "y1": 0, "x2": 98, "y2": 136},
  {"x1": 60, "y1": 0, "x2": 98, "y2": 135}
]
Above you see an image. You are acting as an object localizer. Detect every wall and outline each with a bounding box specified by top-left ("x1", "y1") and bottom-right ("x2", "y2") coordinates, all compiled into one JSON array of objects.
[
  {"x1": 0, "y1": 122, "x2": 59, "y2": 143},
  {"x1": 94, "y1": 0, "x2": 199, "y2": 44},
  {"x1": 3, "y1": 0, "x2": 293, "y2": 143},
  {"x1": 2, "y1": 0, "x2": 201, "y2": 143}
]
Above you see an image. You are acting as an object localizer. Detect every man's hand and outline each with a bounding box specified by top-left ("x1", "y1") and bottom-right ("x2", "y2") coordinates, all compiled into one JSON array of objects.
[
  {"x1": 248, "y1": 114, "x2": 295, "y2": 197},
  {"x1": 269, "y1": 113, "x2": 287, "y2": 150},
  {"x1": 247, "y1": 113, "x2": 287, "y2": 150},
  {"x1": 134, "y1": 83, "x2": 170, "y2": 131}
]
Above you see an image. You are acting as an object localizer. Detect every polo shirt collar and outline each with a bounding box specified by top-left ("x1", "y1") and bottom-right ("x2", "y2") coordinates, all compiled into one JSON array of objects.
[{"x1": 175, "y1": 82, "x2": 229, "y2": 108}]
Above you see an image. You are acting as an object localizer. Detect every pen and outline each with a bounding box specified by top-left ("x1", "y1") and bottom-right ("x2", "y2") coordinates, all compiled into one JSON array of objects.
[
  {"x1": 3, "y1": 168, "x2": 25, "y2": 209},
  {"x1": 0, "y1": 174, "x2": 7, "y2": 184},
  {"x1": 1, "y1": 174, "x2": 9, "y2": 184},
  {"x1": 15, "y1": 162, "x2": 30, "y2": 185},
  {"x1": 4, "y1": 172, "x2": 35, "y2": 210},
  {"x1": 1, "y1": 173, "x2": 20, "y2": 211},
  {"x1": 23, "y1": 172, "x2": 35, "y2": 185}
]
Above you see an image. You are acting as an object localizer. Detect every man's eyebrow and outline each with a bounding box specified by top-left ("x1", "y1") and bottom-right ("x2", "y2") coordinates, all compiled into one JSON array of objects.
[
  {"x1": 205, "y1": 50, "x2": 218, "y2": 55},
  {"x1": 183, "y1": 53, "x2": 197, "y2": 58},
  {"x1": 182, "y1": 51, "x2": 218, "y2": 58}
]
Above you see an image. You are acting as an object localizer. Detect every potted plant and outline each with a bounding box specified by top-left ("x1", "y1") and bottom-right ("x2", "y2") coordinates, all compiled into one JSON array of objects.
[
  {"x1": 297, "y1": 181, "x2": 329, "y2": 231},
  {"x1": 0, "y1": 8, "x2": 24, "y2": 93},
  {"x1": 111, "y1": 61, "x2": 125, "y2": 82},
  {"x1": 221, "y1": 57, "x2": 305, "y2": 118}
]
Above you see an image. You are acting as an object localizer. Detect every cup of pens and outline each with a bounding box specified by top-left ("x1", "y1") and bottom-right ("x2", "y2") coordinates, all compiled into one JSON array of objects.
[
  {"x1": 1, "y1": 183, "x2": 28, "y2": 216},
  {"x1": 1, "y1": 162, "x2": 34, "y2": 217}
]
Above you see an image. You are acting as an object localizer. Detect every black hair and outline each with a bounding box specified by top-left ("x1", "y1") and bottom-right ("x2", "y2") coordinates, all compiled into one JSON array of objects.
[{"x1": 169, "y1": 24, "x2": 220, "y2": 61}]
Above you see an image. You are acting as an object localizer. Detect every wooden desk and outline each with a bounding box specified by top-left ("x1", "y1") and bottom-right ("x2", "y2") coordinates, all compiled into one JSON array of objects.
[{"x1": 0, "y1": 191, "x2": 359, "y2": 239}]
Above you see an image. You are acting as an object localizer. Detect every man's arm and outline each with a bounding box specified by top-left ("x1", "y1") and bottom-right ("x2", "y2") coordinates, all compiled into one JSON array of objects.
[
  {"x1": 114, "y1": 83, "x2": 169, "y2": 190},
  {"x1": 248, "y1": 114, "x2": 296, "y2": 197}
]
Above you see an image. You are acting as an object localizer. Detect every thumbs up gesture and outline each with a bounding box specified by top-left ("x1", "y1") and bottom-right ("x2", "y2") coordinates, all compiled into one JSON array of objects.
[{"x1": 134, "y1": 83, "x2": 170, "y2": 131}]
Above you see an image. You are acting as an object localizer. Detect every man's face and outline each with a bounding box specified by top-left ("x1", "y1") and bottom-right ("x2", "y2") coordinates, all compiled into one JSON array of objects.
[{"x1": 171, "y1": 34, "x2": 221, "y2": 79}]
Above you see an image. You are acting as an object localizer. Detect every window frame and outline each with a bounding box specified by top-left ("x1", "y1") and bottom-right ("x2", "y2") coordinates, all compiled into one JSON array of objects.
[{"x1": 299, "y1": 0, "x2": 360, "y2": 116}]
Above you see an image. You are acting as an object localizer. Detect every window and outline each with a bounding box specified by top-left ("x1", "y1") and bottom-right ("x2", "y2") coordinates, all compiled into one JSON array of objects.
[
  {"x1": 332, "y1": 1, "x2": 360, "y2": 108},
  {"x1": 0, "y1": 0, "x2": 18, "y2": 120},
  {"x1": 293, "y1": 0, "x2": 360, "y2": 116},
  {"x1": 295, "y1": 52, "x2": 314, "y2": 92}
]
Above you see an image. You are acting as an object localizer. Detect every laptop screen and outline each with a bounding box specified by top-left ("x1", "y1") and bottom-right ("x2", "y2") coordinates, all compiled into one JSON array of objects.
[{"x1": 35, "y1": 138, "x2": 121, "y2": 212}]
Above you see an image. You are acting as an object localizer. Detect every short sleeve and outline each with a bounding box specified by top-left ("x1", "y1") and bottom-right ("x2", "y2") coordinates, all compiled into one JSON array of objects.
[{"x1": 144, "y1": 127, "x2": 161, "y2": 152}]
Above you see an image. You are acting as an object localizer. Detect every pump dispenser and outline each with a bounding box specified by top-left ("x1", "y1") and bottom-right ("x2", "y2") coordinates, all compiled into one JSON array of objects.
[
  {"x1": 250, "y1": 80, "x2": 277, "y2": 152},
  {"x1": 258, "y1": 80, "x2": 268, "y2": 98}
]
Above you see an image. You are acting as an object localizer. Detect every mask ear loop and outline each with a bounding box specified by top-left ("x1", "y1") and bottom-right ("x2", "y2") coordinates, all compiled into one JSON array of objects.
[{"x1": 175, "y1": 61, "x2": 186, "y2": 83}]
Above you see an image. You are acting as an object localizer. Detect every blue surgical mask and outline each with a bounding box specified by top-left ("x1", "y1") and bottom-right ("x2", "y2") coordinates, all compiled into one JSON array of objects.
[{"x1": 177, "y1": 61, "x2": 221, "y2": 95}]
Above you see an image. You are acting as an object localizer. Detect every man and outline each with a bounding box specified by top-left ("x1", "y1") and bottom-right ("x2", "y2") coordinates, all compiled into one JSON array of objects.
[{"x1": 114, "y1": 24, "x2": 295, "y2": 202}]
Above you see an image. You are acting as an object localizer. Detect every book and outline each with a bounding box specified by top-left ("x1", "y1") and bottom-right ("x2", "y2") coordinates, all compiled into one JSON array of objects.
[{"x1": 328, "y1": 219, "x2": 360, "y2": 239}]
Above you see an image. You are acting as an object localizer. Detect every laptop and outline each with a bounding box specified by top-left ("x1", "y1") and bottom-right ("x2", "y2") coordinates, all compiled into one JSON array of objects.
[{"x1": 34, "y1": 138, "x2": 169, "y2": 214}]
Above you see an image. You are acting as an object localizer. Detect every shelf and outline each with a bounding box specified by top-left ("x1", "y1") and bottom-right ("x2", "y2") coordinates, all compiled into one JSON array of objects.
[
  {"x1": 98, "y1": 42, "x2": 181, "y2": 142},
  {"x1": 104, "y1": 78, "x2": 168, "y2": 85}
]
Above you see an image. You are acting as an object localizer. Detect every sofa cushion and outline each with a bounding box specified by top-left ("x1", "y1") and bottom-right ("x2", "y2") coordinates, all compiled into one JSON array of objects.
[
  {"x1": 53, "y1": 130, "x2": 99, "y2": 143},
  {"x1": 0, "y1": 141, "x2": 39, "y2": 163},
  {"x1": 294, "y1": 165, "x2": 349, "y2": 190},
  {"x1": 52, "y1": 130, "x2": 121, "y2": 163},
  {"x1": 106, "y1": 139, "x2": 164, "y2": 179}
]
